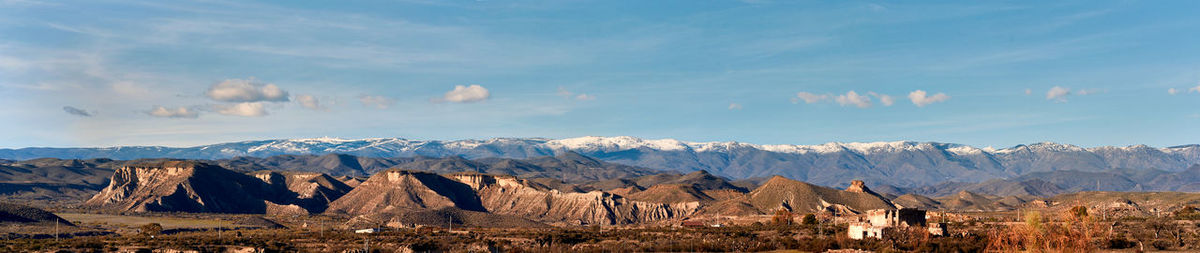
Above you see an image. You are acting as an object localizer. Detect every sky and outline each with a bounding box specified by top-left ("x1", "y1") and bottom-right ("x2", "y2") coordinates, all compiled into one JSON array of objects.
[{"x1": 1, "y1": 0, "x2": 1199, "y2": 149}]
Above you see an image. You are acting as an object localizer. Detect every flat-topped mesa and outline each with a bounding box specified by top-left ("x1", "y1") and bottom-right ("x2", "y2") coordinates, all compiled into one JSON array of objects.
[
  {"x1": 447, "y1": 172, "x2": 532, "y2": 191},
  {"x1": 84, "y1": 161, "x2": 272, "y2": 213},
  {"x1": 85, "y1": 161, "x2": 352, "y2": 215},
  {"x1": 120, "y1": 161, "x2": 209, "y2": 180}
]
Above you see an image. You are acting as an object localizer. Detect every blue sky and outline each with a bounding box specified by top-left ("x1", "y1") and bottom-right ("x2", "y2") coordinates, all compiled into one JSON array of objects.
[{"x1": 1, "y1": 0, "x2": 1199, "y2": 148}]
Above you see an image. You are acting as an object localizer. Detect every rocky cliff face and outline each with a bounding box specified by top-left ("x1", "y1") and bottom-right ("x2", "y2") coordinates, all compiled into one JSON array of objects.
[
  {"x1": 325, "y1": 170, "x2": 485, "y2": 215},
  {"x1": 84, "y1": 160, "x2": 925, "y2": 226},
  {"x1": 327, "y1": 171, "x2": 700, "y2": 225},
  {"x1": 251, "y1": 171, "x2": 353, "y2": 213},
  {"x1": 84, "y1": 161, "x2": 270, "y2": 213},
  {"x1": 84, "y1": 161, "x2": 346, "y2": 215},
  {"x1": 450, "y1": 173, "x2": 699, "y2": 225}
]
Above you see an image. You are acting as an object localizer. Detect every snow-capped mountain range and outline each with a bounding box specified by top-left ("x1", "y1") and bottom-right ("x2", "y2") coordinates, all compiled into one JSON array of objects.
[{"x1": 2, "y1": 136, "x2": 1198, "y2": 188}]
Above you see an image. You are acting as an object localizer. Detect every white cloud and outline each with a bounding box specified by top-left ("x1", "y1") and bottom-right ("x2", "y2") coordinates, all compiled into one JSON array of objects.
[
  {"x1": 295, "y1": 95, "x2": 323, "y2": 110},
  {"x1": 1168, "y1": 88, "x2": 1179, "y2": 95},
  {"x1": 868, "y1": 92, "x2": 895, "y2": 106},
  {"x1": 205, "y1": 78, "x2": 289, "y2": 102},
  {"x1": 146, "y1": 106, "x2": 198, "y2": 118},
  {"x1": 1190, "y1": 84, "x2": 1200, "y2": 93},
  {"x1": 728, "y1": 103, "x2": 743, "y2": 110},
  {"x1": 835, "y1": 91, "x2": 872, "y2": 108},
  {"x1": 359, "y1": 95, "x2": 394, "y2": 109},
  {"x1": 557, "y1": 86, "x2": 594, "y2": 101},
  {"x1": 793, "y1": 92, "x2": 829, "y2": 104},
  {"x1": 215, "y1": 102, "x2": 267, "y2": 117},
  {"x1": 62, "y1": 106, "x2": 92, "y2": 117},
  {"x1": 1046, "y1": 86, "x2": 1071, "y2": 102},
  {"x1": 1024, "y1": 88, "x2": 1032, "y2": 95},
  {"x1": 440, "y1": 84, "x2": 489, "y2": 103},
  {"x1": 907, "y1": 90, "x2": 950, "y2": 107}
]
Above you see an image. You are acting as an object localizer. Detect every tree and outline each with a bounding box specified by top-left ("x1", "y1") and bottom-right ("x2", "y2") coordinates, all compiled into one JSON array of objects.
[
  {"x1": 801, "y1": 213, "x2": 817, "y2": 225},
  {"x1": 1070, "y1": 206, "x2": 1088, "y2": 219},
  {"x1": 771, "y1": 209, "x2": 794, "y2": 226},
  {"x1": 140, "y1": 223, "x2": 163, "y2": 236}
]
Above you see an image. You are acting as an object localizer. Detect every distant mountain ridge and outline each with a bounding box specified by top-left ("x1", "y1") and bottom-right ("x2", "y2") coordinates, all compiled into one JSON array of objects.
[{"x1": 2, "y1": 136, "x2": 1199, "y2": 188}]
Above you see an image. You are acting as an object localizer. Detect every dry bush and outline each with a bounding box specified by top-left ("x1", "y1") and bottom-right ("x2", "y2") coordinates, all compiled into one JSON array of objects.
[
  {"x1": 771, "y1": 209, "x2": 794, "y2": 226},
  {"x1": 986, "y1": 208, "x2": 1103, "y2": 252}
]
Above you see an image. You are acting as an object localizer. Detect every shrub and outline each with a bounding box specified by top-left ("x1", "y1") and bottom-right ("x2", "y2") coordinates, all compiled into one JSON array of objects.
[
  {"x1": 771, "y1": 209, "x2": 794, "y2": 226},
  {"x1": 1105, "y1": 237, "x2": 1137, "y2": 249},
  {"x1": 1151, "y1": 239, "x2": 1174, "y2": 250},
  {"x1": 1071, "y1": 206, "x2": 1088, "y2": 219},
  {"x1": 139, "y1": 223, "x2": 163, "y2": 236},
  {"x1": 801, "y1": 213, "x2": 817, "y2": 225}
]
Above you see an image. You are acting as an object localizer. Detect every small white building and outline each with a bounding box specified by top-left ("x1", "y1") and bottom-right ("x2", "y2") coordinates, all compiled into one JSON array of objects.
[
  {"x1": 847, "y1": 208, "x2": 946, "y2": 240},
  {"x1": 354, "y1": 228, "x2": 379, "y2": 234},
  {"x1": 848, "y1": 223, "x2": 885, "y2": 240}
]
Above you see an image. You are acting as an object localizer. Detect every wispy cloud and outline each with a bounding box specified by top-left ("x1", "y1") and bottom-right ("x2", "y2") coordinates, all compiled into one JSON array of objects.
[
  {"x1": 868, "y1": 92, "x2": 895, "y2": 106},
  {"x1": 359, "y1": 95, "x2": 394, "y2": 109},
  {"x1": 928, "y1": 31, "x2": 1129, "y2": 71},
  {"x1": 728, "y1": 103, "x2": 743, "y2": 110},
  {"x1": 556, "y1": 86, "x2": 595, "y2": 101},
  {"x1": 295, "y1": 95, "x2": 324, "y2": 110},
  {"x1": 792, "y1": 92, "x2": 829, "y2": 104},
  {"x1": 146, "y1": 106, "x2": 199, "y2": 119},
  {"x1": 1044, "y1": 86, "x2": 1102, "y2": 102},
  {"x1": 62, "y1": 106, "x2": 92, "y2": 117}
]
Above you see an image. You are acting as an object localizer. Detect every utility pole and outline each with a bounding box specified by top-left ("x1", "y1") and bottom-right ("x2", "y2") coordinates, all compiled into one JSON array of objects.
[
  {"x1": 448, "y1": 214, "x2": 453, "y2": 232},
  {"x1": 817, "y1": 215, "x2": 823, "y2": 237},
  {"x1": 55, "y1": 219, "x2": 59, "y2": 242}
]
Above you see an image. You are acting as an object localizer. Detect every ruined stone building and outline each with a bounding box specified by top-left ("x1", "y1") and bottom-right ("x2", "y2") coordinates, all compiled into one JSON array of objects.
[{"x1": 848, "y1": 208, "x2": 947, "y2": 239}]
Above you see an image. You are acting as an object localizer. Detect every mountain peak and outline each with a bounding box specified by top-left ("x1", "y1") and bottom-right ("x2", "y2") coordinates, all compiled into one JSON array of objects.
[{"x1": 762, "y1": 175, "x2": 796, "y2": 186}]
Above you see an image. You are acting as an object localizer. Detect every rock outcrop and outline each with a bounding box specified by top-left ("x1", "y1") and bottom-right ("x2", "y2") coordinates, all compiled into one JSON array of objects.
[
  {"x1": 84, "y1": 161, "x2": 273, "y2": 213},
  {"x1": 451, "y1": 173, "x2": 699, "y2": 225},
  {"x1": 84, "y1": 161, "x2": 347, "y2": 215},
  {"x1": 325, "y1": 170, "x2": 485, "y2": 215},
  {"x1": 85, "y1": 160, "x2": 930, "y2": 226},
  {"x1": 251, "y1": 171, "x2": 353, "y2": 213}
]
